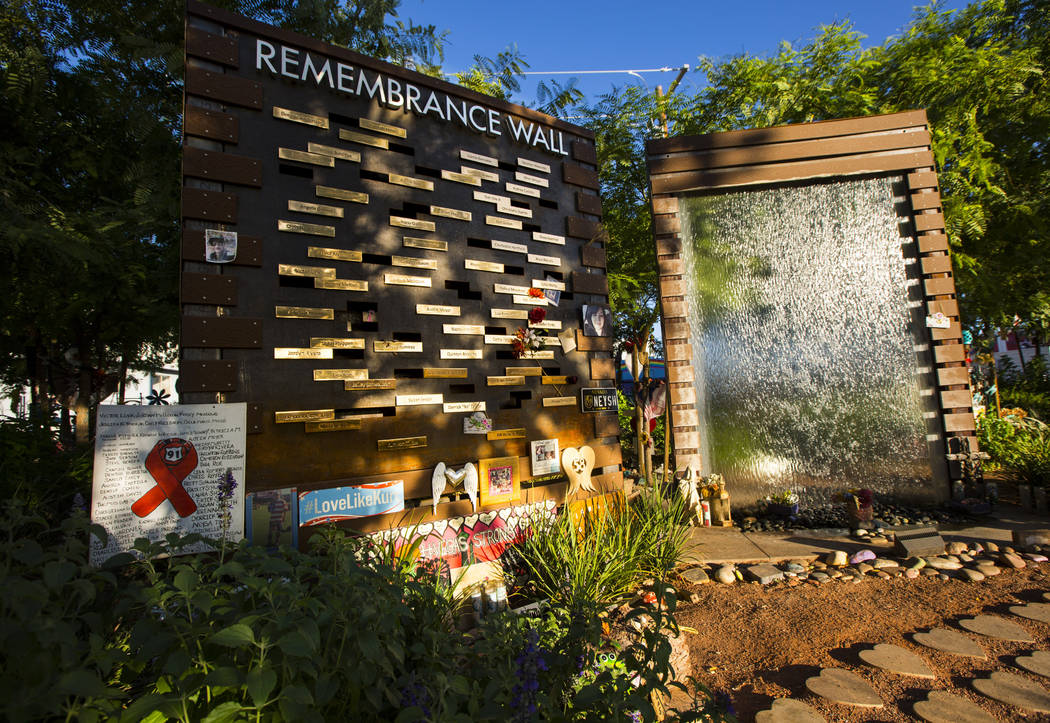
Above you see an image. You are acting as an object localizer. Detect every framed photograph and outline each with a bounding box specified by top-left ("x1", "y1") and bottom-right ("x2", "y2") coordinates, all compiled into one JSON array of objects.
[
  {"x1": 246, "y1": 487, "x2": 298, "y2": 550},
  {"x1": 205, "y1": 229, "x2": 237, "y2": 263},
  {"x1": 582, "y1": 304, "x2": 613, "y2": 337},
  {"x1": 478, "y1": 456, "x2": 519, "y2": 506},
  {"x1": 530, "y1": 439, "x2": 560, "y2": 477}
]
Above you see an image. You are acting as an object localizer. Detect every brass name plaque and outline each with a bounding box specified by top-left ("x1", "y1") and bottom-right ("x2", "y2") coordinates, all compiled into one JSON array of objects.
[
  {"x1": 306, "y1": 143, "x2": 361, "y2": 163},
  {"x1": 278, "y1": 219, "x2": 336, "y2": 237},
  {"x1": 310, "y1": 337, "x2": 365, "y2": 349},
  {"x1": 274, "y1": 347, "x2": 333, "y2": 359},
  {"x1": 275, "y1": 305, "x2": 335, "y2": 320},
  {"x1": 315, "y1": 278, "x2": 368, "y2": 291},
  {"x1": 273, "y1": 106, "x2": 328, "y2": 129},
  {"x1": 404, "y1": 236, "x2": 447, "y2": 252},
  {"x1": 491, "y1": 240, "x2": 528, "y2": 254},
  {"x1": 488, "y1": 375, "x2": 525, "y2": 386},
  {"x1": 460, "y1": 149, "x2": 498, "y2": 167},
  {"x1": 513, "y1": 295, "x2": 547, "y2": 305},
  {"x1": 506, "y1": 182, "x2": 540, "y2": 198},
  {"x1": 390, "y1": 216, "x2": 436, "y2": 232},
  {"x1": 278, "y1": 148, "x2": 334, "y2": 167},
  {"x1": 517, "y1": 157, "x2": 551, "y2": 173},
  {"x1": 305, "y1": 418, "x2": 363, "y2": 433},
  {"x1": 359, "y1": 117, "x2": 406, "y2": 137},
  {"x1": 443, "y1": 324, "x2": 484, "y2": 335},
  {"x1": 462, "y1": 166, "x2": 499, "y2": 182},
  {"x1": 338, "y1": 128, "x2": 389, "y2": 149},
  {"x1": 430, "y1": 205, "x2": 472, "y2": 221},
  {"x1": 275, "y1": 408, "x2": 335, "y2": 424},
  {"x1": 506, "y1": 367, "x2": 543, "y2": 377},
  {"x1": 486, "y1": 215, "x2": 523, "y2": 230},
  {"x1": 417, "y1": 304, "x2": 460, "y2": 316},
  {"x1": 316, "y1": 185, "x2": 368, "y2": 204},
  {"x1": 494, "y1": 284, "x2": 531, "y2": 295},
  {"x1": 308, "y1": 246, "x2": 363, "y2": 262},
  {"x1": 278, "y1": 264, "x2": 336, "y2": 278},
  {"x1": 345, "y1": 378, "x2": 397, "y2": 390},
  {"x1": 484, "y1": 335, "x2": 514, "y2": 344},
  {"x1": 443, "y1": 402, "x2": 486, "y2": 415},
  {"x1": 392, "y1": 256, "x2": 439, "y2": 270},
  {"x1": 528, "y1": 254, "x2": 561, "y2": 267},
  {"x1": 474, "y1": 191, "x2": 510, "y2": 205},
  {"x1": 533, "y1": 232, "x2": 565, "y2": 245},
  {"x1": 465, "y1": 259, "x2": 504, "y2": 273},
  {"x1": 395, "y1": 394, "x2": 444, "y2": 406},
  {"x1": 530, "y1": 320, "x2": 562, "y2": 330},
  {"x1": 389, "y1": 173, "x2": 434, "y2": 191},
  {"x1": 289, "y1": 199, "x2": 344, "y2": 218},
  {"x1": 378, "y1": 436, "x2": 427, "y2": 451},
  {"x1": 440, "y1": 349, "x2": 482, "y2": 359},
  {"x1": 423, "y1": 368, "x2": 468, "y2": 379},
  {"x1": 541, "y1": 376, "x2": 571, "y2": 385},
  {"x1": 441, "y1": 169, "x2": 482, "y2": 186},
  {"x1": 491, "y1": 308, "x2": 529, "y2": 320},
  {"x1": 521, "y1": 350, "x2": 554, "y2": 360},
  {"x1": 542, "y1": 396, "x2": 576, "y2": 407},
  {"x1": 496, "y1": 203, "x2": 532, "y2": 219},
  {"x1": 313, "y1": 369, "x2": 368, "y2": 381},
  {"x1": 515, "y1": 171, "x2": 549, "y2": 187},
  {"x1": 487, "y1": 428, "x2": 526, "y2": 440},
  {"x1": 532, "y1": 279, "x2": 565, "y2": 290},
  {"x1": 374, "y1": 341, "x2": 423, "y2": 353},
  {"x1": 384, "y1": 273, "x2": 432, "y2": 287}
]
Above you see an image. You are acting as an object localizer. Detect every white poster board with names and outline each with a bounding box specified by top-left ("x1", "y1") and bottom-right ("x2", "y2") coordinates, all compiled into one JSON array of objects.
[{"x1": 89, "y1": 403, "x2": 246, "y2": 566}]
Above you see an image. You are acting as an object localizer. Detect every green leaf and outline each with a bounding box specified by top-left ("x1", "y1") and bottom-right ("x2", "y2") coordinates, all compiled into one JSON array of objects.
[
  {"x1": 205, "y1": 666, "x2": 241, "y2": 688},
  {"x1": 117, "y1": 694, "x2": 167, "y2": 722},
  {"x1": 246, "y1": 667, "x2": 277, "y2": 708},
  {"x1": 394, "y1": 707, "x2": 425, "y2": 723},
  {"x1": 201, "y1": 701, "x2": 244, "y2": 723},
  {"x1": 276, "y1": 630, "x2": 315, "y2": 658},
  {"x1": 43, "y1": 560, "x2": 77, "y2": 589},
  {"x1": 210, "y1": 623, "x2": 255, "y2": 648},
  {"x1": 57, "y1": 670, "x2": 109, "y2": 698},
  {"x1": 173, "y1": 568, "x2": 198, "y2": 594}
]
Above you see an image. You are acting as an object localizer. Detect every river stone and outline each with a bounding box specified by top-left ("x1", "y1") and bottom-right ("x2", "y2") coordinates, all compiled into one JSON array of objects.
[
  {"x1": 850, "y1": 549, "x2": 876, "y2": 565},
  {"x1": 1001, "y1": 552, "x2": 1026, "y2": 569},
  {"x1": 804, "y1": 668, "x2": 883, "y2": 708},
  {"x1": 811, "y1": 571, "x2": 830, "y2": 583},
  {"x1": 1010, "y1": 602, "x2": 1050, "y2": 624},
  {"x1": 856, "y1": 563, "x2": 874, "y2": 575},
  {"x1": 715, "y1": 565, "x2": 736, "y2": 585},
  {"x1": 1026, "y1": 553, "x2": 1049, "y2": 563},
  {"x1": 959, "y1": 553, "x2": 974, "y2": 562},
  {"x1": 785, "y1": 562, "x2": 806, "y2": 574},
  {"x1": 754, "y1": 698, "x2": 825, "y2": 722},
  {"x1": 960, "y1": 615, "x2": 1035, "y2": 642},
  {"x1": 912, "y1": 628, "x2": 986, "y2": 659},
  {"x1": 922, "y1": 568, "x2": 939, "y2": 577},
  {"x1": 959, "y1": 568, "x2": 986, "y2": 582},
  {"x1": 1043, "y1": 591, "x2": 1050, "y2": 603},
  {"x1": 681, "y1": 567, "x2": 710, "y2": 585},
  {"x1": 926, "y1": 557, "x2": 963, "y2": 571},
  {"x1": 984, "y1": 541, "x2": 999, "y2": 552},
  {"x1": 913, "y1": 690, "x2": 996, "y2": 723},
  {"x1": 826, "y1": 550, "x2": 848, "y2": 566},
  {"x1": 975, "y1": 563, "x2": 1000, "y2": 576},
  {"x1": 873, "y1": 559, "x2": 899, "y2": 569},
  {"x1": 1016, "y1": 650, "x2": 1050, "y2": 678},
  {"x1": 972, "y1": 670, "x2": 1050, "y2": 713},
  {"x1": 906, "y1": 568, "x2": 920, "y2": 579},
  {"x1": 859, "y1": 643, "x2": 935, "y2": 678},
  {"x1": 908, "y1": 557, "x2": 927, "y2": 571},
  {"x1": 946, "y1": 541, "x2": 969, "y2": 555}
]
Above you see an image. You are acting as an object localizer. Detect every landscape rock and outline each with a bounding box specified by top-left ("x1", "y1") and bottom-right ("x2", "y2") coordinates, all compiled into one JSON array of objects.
[
  {"x1": 984, "y1": 541, "x2": 999, "y2": 552},
  {"x1": 681, "y1": 567, "x2": 710, "y2": 585},
  {"x1": 811, "y1": 571, "x2": 830, "y2": 583},
  {"x1": 1001, "y1": 553, "x2": 1026, "y2": 569},
  {"x1": 850, "y1": 549, "x2": 876, "y2": 565},
  {"x1": 856, "y1": 563, "x2": 874, "y2": 575},
  {"x1": 746, "y1": 563, "x2": 786, "y2": 585},
  {"x1": 715, "y1": 565, "x2": 736, "y2": 585},
  {"x1": 905, "y1": 568, "x2": 920, "y2": 579},
  {"x1": 925, "y1": 557, "x2": 962, "y2": 571},
  {"x1": 1025, "y1": 553, "x2": 1049, "y2": 563},
  {"x1": 946, "y1": 541, "x2": 968, "y2": 555},
  {"x1": 826, "y1": 550, "x2": 848, "y2": 566},
  {"x1": 873, "y1": 559, "x2": 899, "y2": 569},
  {"x1": 959, "y1": 568, "x2": 986, "y2": 582}
]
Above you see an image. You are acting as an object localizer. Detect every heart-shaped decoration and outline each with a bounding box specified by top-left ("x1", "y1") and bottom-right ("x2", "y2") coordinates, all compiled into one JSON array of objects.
[
  {"x1": 445, "y1": 466, "x2": 468, "y2": 487},
  {"x1": 431, "y1": 519, "x2": 448, "y2": 537},
  {"x1": 480, "y1": 511, "x2": 497, "y2": 525},
  {"x1": 804, "y1": 668, "x2": 883, "y2": 708},
  {"x1": 447, "y1": 517, "x2": 463, "y2": 533},
  {"x1": 562, "y1": 446, "x2": 596, "y2": 497},
  {"x1": 498, "y1": 507, "x2": 513, "y2": 520},
  {"x1": 416, "y1": 522, "x2": 432, "y2": 537}
]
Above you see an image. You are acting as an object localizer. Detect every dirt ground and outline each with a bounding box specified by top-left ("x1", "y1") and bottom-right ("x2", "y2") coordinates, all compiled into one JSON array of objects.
[{"x1": 674, "y1": 564, "x2": 1050, "y2": 722}]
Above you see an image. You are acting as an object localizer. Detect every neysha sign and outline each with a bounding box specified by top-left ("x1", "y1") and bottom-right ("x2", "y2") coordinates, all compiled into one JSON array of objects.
[{"x1": 298, "y1": 480, "x2": 405, "y2": 525}]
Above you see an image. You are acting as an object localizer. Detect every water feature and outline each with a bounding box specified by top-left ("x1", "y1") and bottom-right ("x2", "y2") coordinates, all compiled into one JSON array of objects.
[{"x1": 678, "y1": 176, "x2": 939, "y2": 507}]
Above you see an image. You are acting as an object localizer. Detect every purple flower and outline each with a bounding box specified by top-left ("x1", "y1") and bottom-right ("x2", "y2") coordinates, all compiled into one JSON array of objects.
[{"x1": 218, "y1": 468, "x2": 237, "y2": 501}]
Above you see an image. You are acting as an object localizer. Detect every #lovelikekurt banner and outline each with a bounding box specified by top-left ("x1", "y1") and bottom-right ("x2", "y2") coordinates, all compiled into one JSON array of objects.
[{"x1": 89, "y1": 404, "x2": 246, "y2": 566}]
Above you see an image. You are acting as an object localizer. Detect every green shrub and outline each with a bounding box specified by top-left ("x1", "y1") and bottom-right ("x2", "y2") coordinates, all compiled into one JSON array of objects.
[
  {"x1": 0, "y1": 420, "x2": 91, "y2": 522},
  {"x1": 978, "y1": 411, "x2": 1050, "y2": 486}
]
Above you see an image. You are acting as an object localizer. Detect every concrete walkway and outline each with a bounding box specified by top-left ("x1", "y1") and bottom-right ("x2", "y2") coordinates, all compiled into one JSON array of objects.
[{"x1": 682, "y1": 504, "x2": 1050, "y2": 566}]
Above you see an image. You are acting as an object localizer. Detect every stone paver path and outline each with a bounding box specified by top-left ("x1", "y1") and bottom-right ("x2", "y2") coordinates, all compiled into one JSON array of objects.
[
  {"x1": 858, "y1": 643, "x2": 935, "y2": 678},
  {"x1": 804, "y1": 668, "x2": 883, "y2": 708},
  {"x1": 754, "y1": 698, "x2": 825, "y2": 722},
  {"x1": 913, "y1": 627, "x2": 987, "y2": 659},
  {"x1": 1009, "y1": 602, "x2": 1050, "y2": 624},
  {"x1": 1015, "y1": 650, "x2": 1050, "y2": 678},
  {"x1": 971, "y1": 670, "x2": 1050, "y2": 713},
  {"x1": 959, "y1": 614, "x2": 1034, "y2": 643},
  {"x1": 912, "y1": 690, "x2": 996, "y2": 723}
]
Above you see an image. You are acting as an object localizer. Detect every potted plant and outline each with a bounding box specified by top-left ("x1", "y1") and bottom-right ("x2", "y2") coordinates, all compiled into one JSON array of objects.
[{"x1": 764, "y1": 489, "x2": 799, "y2": 518}]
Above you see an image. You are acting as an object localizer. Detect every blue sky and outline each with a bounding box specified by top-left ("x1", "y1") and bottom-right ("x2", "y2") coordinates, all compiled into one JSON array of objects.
[{"x1": 400, "y1": 0, "x2": 967, "y2": 106}]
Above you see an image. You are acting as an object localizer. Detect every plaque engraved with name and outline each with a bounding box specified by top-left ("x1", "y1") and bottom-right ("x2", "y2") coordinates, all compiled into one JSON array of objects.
[
  {"x1": 288, "y1": 199, "x2": 344, "y2": 217},
  {"x1": 278, "y1": 264, "x2": 336, "y2": 278},
  {"x1": 275, "y1": 409, "x2": 335, "y2": 424},
  {"x1": 392, "y1": 256, "x2": 439, "y2": 270},
  {"x1": 494, "y1": 284, "x2": 531, "y2": 295},
  {"x1": 423, "y1": 368, "x2": 468, "y2": 378},
  {"x1": 440, "y1": 349, "x2": 482, "y2": 359},
  {"x1": 417, "y1": 304, "x2": 460, "y2": 316},
  {"x1": 305, "y1": 418, "x2": 363, "y2": 433},
  {"x1": 315, "y1": 278, "x2": 368, "y2": 291},
  {"x1": 359, "y1": 117, "x2": 406, "y2": 137},
  {"x1": 515, "y1": 171, "x2": 549, "y2": 187},
  {"x1": 278, "y1": 148, "x2": 334, "y2": 167},
  {"x1": 462, "y1": 166, "x2": 499, "y2": 182},
  {"x1": 529, "y1": 320, "x2": 562, "y2": 330},
  {"x1": 395, "y1": 394, "x2": 444, "y2": 406},
  {"x1": 460, "y1": 149, "x2": 498, "y2": 167},
  {"x1": 517, "y1": 157, "x2": 551, "y2": 173},
  {"x1": 313, "y1": 369, "x2": 368, "y2": 381},
  {"x1": 377, "y1": 436, "x2": 427, "y2": 451},
  {"x1": 505, "y1": 367, "x2": 543, "y2": 377},
  {"x1": 506, "y1": 182, "x2": 540, "y2": 198},
  {"x1": 542, "y1": 396, "x2": 576, "y2": 407},
  {"x1": 527, "y1": 254, "x2": 561, "y2": 267},
  {"x1": 373, "y1": 341, "x2": 423, "y2": 353},
  {"x1": 430, "y1": 205, "x2": 472, "y2": 221},
  {"x1": 441, "y1": 169, "x2": 482, "y2": 186},
  {"x1": 491, "y1": 240, "x2": 528, "y2": 254},
  {"x1": 443, "y1": 324, "x2": 484, "y2": 335},
  {"x1": 491, "y1": 308, "x2": 529, "y2": 320},
  {"x1": 513, "y1": 295, "x2": 547, "y2": 305},
  {"x1": 278, "y1": 219, "x2": 336, "y2": 237},
  {"x1": 390, "y1": 216, "x2": 436, "y2": 232},
  {"x1": 345, "y1": 378, "x2": 397, "y2": 390},
  {"x1": 496, "y1": 204, "x2": 532, "y2": 219},
  {"x1": 384, "y1": 273, "x2": 432, "y2": 287},
  {"x1": 274, "y1": 347, "x2": 333, "y2": 359},
  {"x1": 273, "y1": 106, "x2": 328, "y2": 128},
  {"x1": 389, "y1": 173, "x2": 434, "y2": 191},
  {"x1": 310, "y1": 338, "x2": 365, "y2": 349},
  {"x1": 338, "y1": 128, "x2": 389, "y2": 148},
  {"x1": 308, "y1": 246, "x2": 363, "y2": 262},
  {"x1": 484, "y1": 335, "x2": 514, "y2": 344},
  {"x1": 520, "y1": 350, "x2": 554, "y2": 360},
  {"x1": 541, "y1": 376, "x2": 570, "y2": 385},
  {"x1": 487, "y1": 428, "x2": 526, "y2": 440},
  {"x1": 443, "y1": 401, "x2": 486, "y2": 413},
  {"x1": 404, "y1": 237, "x2": 447, "y2": 252},
  {"x1": 474, "y1": 191, "x2": 509, "y2": 205},
  {"x1": 488, "y1": 375, "x2": 525, "y2": 386},
  {"x1": 275, "y1": 305, "x2": 335, "y2": 320},
  {"x1": 465, "y1": 259, "x2": 504, "y2": 273},
  {"x1": 486, "y1": 215, "x2": 523, "y2": 230},
  {"x1": 533, "y1": 232, "x2": 565, "y2": 245},
  {"x1": 315, "y1": 185, "x2": 368, "y2": 204},
  {"x1": 532, "y1": 279, "x2": 566, "y2": 290},
  {"x1": 306, "y1": 143, "x2": 360, "y2": 163}
]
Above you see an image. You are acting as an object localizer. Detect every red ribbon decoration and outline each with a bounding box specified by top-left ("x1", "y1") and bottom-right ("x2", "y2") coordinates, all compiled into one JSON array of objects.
[{"x1": 131, "y1": 438, "x2": 198, "y2": 518}]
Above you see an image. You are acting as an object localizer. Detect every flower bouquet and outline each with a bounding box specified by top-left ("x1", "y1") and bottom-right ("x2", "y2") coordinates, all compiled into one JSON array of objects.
[
  {"x1": 764, "y1": 489, "x2": 799, "y2": 517},
  {"x1": 843, "y1": 487, "x2": 874, "y2": 523}
]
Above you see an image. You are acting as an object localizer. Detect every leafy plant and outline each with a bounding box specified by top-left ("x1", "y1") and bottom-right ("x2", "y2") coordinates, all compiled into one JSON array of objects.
[{"x1": 978, "y1": 410, "x2": 1050, "y2": 486}]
